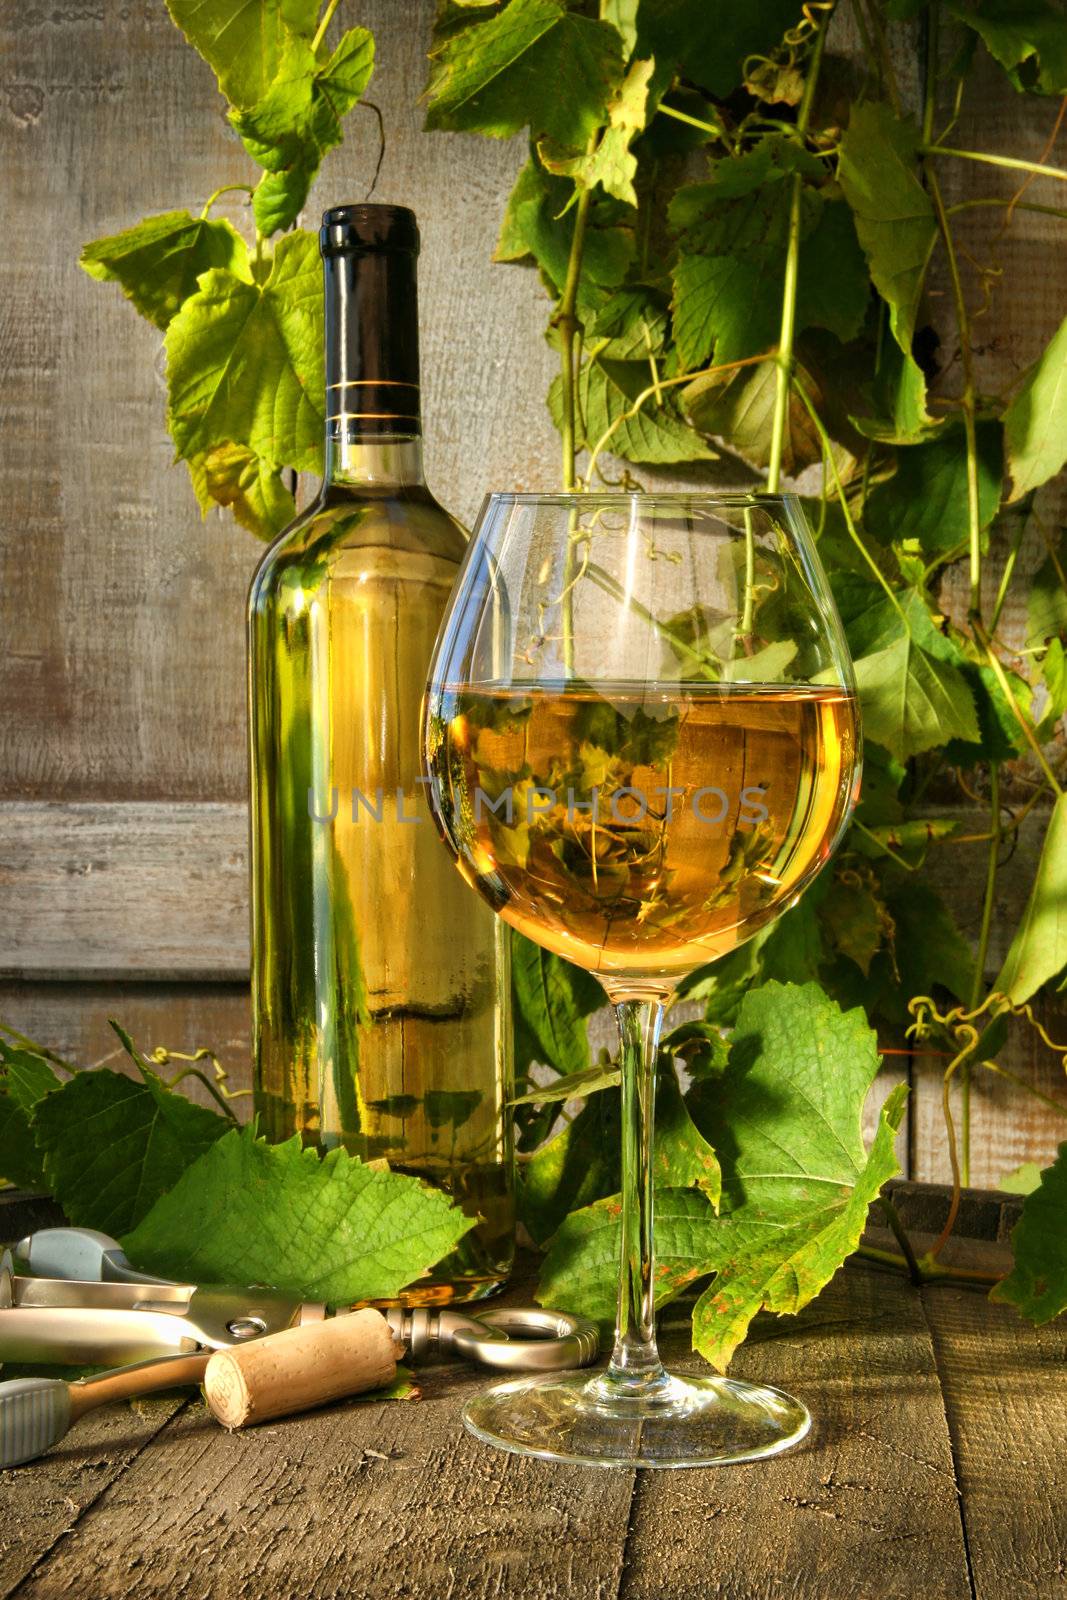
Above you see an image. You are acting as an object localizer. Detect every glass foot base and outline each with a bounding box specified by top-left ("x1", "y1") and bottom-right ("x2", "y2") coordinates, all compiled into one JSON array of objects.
[{"x1": 462, "y1": 1370, "x2": 811, "y2": 1469}]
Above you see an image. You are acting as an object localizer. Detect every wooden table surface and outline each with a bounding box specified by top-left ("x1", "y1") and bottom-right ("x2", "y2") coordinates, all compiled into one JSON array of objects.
[{"x1": 0, "y1": 1190, "x2": 1061, "y2": 1600}]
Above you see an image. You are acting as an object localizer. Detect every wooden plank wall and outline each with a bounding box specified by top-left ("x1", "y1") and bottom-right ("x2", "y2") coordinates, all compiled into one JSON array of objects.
[{"x1": 1, "y1": 3, "x2": 1065, "y2": 1187}]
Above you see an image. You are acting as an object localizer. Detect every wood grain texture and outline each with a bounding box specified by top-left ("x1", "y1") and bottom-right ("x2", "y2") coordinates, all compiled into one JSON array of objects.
[
  {"x1": 0, "y1": 803, "x2": 249, "y2": 979},
  {"x1": 923, "y1": 1285, "x2": 1067, "y2": 1600},
  {"x1": 620, "y1": 1266, "x2": 974, "y2": 1600},
  {"x1": 0, "y1": 0, "x2": 558, "y2": 804}
]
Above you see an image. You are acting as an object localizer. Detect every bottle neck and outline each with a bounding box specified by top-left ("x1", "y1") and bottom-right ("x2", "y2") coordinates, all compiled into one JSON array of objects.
[
  {"x1": 325, "y1": 431, "x2": 426, "y2": 488},
  {"x1": 322, "y1": 245, "x2": 423, "y2": 490}
]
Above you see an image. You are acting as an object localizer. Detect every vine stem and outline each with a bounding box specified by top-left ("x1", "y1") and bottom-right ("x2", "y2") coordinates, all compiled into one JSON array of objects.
[
  {"x1": 555, "y1": 185, "x2": 594, "y2": 492},
  {"x1": 854, "y1": 1245, "x2": 1001, "y2": 1287},
  {"x1": 766, "y1": 2, "x2": 834, "y2": 493},
  {"x1": 311, "y1": 0, "x2": 341, "y2": 54},
  {"x1": 923, "y1": 144, "x2": 1067, "y2": 185},
  {"x1": 794, "y1": 377, "x2": 910, "y2": 627},
  {"x1": 200, "y1": 183, "x2": 254, "y2": 219},
  {"x1": 973, "y1": 619, "x2": 1064, "y2": 795},
  {"x1": 963, "y1": 763, "x2": 1001, "y2": 1185},
  {"x1": 948, "y1": 196, "x2": 1067, "y2": 223}
]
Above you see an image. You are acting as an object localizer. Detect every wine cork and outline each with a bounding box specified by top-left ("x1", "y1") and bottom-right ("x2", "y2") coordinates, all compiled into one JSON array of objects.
[{"x1": 203, "y1": 1309, "x2": 398, "y2": 1430}]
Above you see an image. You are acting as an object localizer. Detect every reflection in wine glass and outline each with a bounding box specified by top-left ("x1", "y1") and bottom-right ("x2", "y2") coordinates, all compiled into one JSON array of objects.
[{"x1": 423, "y1": 493, "x2": 861, "y2": 1468}]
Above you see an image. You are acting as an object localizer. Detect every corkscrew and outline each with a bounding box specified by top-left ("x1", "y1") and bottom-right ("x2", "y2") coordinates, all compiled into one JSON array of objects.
[{"x1": 6, "y1": 1228, "x2": 600, "y2": 1374}]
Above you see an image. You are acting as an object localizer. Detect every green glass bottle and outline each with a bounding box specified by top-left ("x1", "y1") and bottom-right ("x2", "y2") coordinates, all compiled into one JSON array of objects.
[{"x1": 248, "y1": 204, "x2": 513, "y2": 1303}]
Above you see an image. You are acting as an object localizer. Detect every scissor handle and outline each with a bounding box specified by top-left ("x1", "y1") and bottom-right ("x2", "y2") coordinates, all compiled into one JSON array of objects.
[{"x1": 454, "y1": 1306, "x2": 599, "y2": 1373}]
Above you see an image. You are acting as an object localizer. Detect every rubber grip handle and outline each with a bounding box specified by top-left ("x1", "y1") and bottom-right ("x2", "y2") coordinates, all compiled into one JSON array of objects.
[{"x1": 0, "y1": 1378, "x2": 71, "y2": 1467}]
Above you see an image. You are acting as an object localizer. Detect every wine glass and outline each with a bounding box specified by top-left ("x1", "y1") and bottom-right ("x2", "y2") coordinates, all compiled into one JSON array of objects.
[{"x1": 422, "y1": 492, "x2": 860, "y2": 1468}]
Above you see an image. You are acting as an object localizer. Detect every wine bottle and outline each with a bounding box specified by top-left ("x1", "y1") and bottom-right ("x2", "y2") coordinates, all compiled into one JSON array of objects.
[{"x1": 248, "y1": 204, "x2": 514, "y2": 1303}]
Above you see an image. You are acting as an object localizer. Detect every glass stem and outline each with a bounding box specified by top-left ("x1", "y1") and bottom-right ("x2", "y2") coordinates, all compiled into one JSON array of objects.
[{"x1": 603, "y1": 997, "x2": 668, "y2": 1396}]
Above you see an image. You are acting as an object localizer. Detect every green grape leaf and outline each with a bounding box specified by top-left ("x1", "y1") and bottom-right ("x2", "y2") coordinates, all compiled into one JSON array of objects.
[
  {"x1": 552, "y1": 357, "x2": 715, "y2": 465},
  {"x1": 1027, "y1": 533, "x2": 1067, "y2": 645},
  {"x1": 994, "y1": 793, "x2": 1067, "y2": 1003},
  {"x1": 80, "y1": 211, "x2": 251, "y2": 332},
  {"x1": 991, "y1": 1143, "x2": 1067, "y2": 1323},
  {"x1": 602, "y1": 0, "x2": 639, "y2": 55},
  {"x1": 495, "y1": 156, "x2": 635, "y2": 299},
  {"x1": 585, "y1": 286, "x2": 668, "y2": 361},
  {"x1": 795, "y1": 199, "x2": 872, "y2": 344},
  {"x1": 661, "y1": 1019, "x2": 730, "y2": 1079},
  {"x1": 682, "y1": 894, "x2": 826, "y2": 1025},
  {"x1": 536, "y1": 1187, "x2": 718, "y2": 1324},
  {"x1": 682, "y1": 357, "x2": 822, "y2": 474},
  {"x1": 885, "y1": 880, "x2": 977, "y2": 1003},
  {"x1": 865, "y1": 422, "x2": 1003, "y2": 552},
  {"x1": 948, "y1": 0, "x2": 1067, "y2": 95},
  {"x1": 511, "y1": 1060, "x2": 621, "y2": 1105},
  {"x1": 998, "y1": 1161, "x2": 1044, "y2": 1196},
  {"x1": 688, "y1": 983, "x2": 908, "y2": 1370},
  {"x1": 852, "y1": 628, "x2": 980, "y2": 761},
  {"x1": 0, "y1": 1041, "x2": 64, "y2": 1190},
  {"x1": 1004, "y1": 313, "x2": 1067, "y2": 500},
  {"x1": 519, "y1": 1090, "x2": 620, "y2": 1245},
  {"x1": 191, "y1": 441, "x2": 296, "y2": 538},
  {"x1": 540, "y1": 57, "x2": 654, "y2": 206},
  {"x1": 838, "y1": 103, "x2": 936, "y2": 359},
  {"x1": 636, "y1": 0, "x2": 807, "y2": 99},
  {"x1": 232, "y1": 28, "x2": 375, "y2": 234},
  {"x1": 511, "y1": 932, "x2": 604, "y2": 1081},
  {"x1": 655, "y1": 1072, "x2": 721, "y2": 1205},
  {"x1": 851, "y1": 339, "x2": 941, "y2": 445},
  {"x1": 425, "y1": 0, "x2": 625, "y2": 146},
  {"x1": 164, "y1": 0, "x2": 319, "y2": 109},
  {"x1": 1038, "y1": 637, "x2": 1067, "y2": 738},
  {"x1": 32, "y1": 1062, "x2": 228, "y2": 1237},
  {"x1": 123, "y1": 1127, "x2": 475, "y2": 1301},
  {"x1": 821, "y1": 875, "x2": 886, "y2": 977},
  {"x1": 165, "y1": 230, "x2": 324, "y2": 475}
]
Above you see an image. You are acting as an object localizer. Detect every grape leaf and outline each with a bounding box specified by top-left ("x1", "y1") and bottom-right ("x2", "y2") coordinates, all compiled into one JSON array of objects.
[
  {"x1": 510, "y1": 1060, "x2": 620, "y2": 1105},
  {"x1": 539, "y1": 57, "x2": 654, "y2": 206},
  {"x1": 192, "y1": 441, "x2": 296, "y2": 538},
  {"x1": 852, "y1": 625, "x2": 980, "y2": 761},
  {"x1": 552, "y1": 357, "x2": 715, "y2": 465},
  {"x1": 636, "y1": 0, "x2": 807, "y2": 99},
  {"x1": 851, "y1": 338, "x2": 941, "y2": 445},
  {"x1": 536, "y1": 1187, "x2": 719, "y2": 1324},
  {"x1": 994, "y1": 793, "x2": 1067, "y2": 1003},
  {"x1": 998, "y1": 1161, "x2": 1044, "y2": 1196},
  {"x1": 866, "y1": 422, "x2": 1003, "y2": 552},
  {"x1": 795, "y1": 199, "x2": 872, "y2": 344},
  {"x1": 123, "y1": 1128, "x2": 475, "y2": 1302},
  {"x1": 682, "y1": 357, "x2": 822, "y2": 474},
  {"x1": 231, "y1": 28, "x2": 375, "y2": 234},
  {"x1": 165, "y1": 229, "x2": 324, "y2": 475},
  {"x1": 688, "y1": 983, "x2": 908, "y2": 1370},
  {"x1": 32, "y1": 1062, "x2": 228, "y2": 1237},
  {"x1": 511, "y1": 932, "x2": 604, "y2": 1081},
  {"x1": 681, "y1": 891, "x2": 826, "y2": 1023},
  {"x1": 886, "y1": 880, "x2": 977, "y2": 1004},
  {"x1": 991, "y1": 1143, "x2": 1067, "y2": 1323},
  {"x1": 80, "y1": 211, "x2": 251, "y2": 332},
  {"x1": 838, "y1": 103, "x2": 936, "y2": 359},
  {"x1": 0, "y1": 1041, "x2": 63, "y2": 1190},
  {"x1": 1004, "y1": 312, "x2": 1067, "y2": 500},
  {"x1": 655, "y1": 1073, "x2": 721, "y2": 1205},
  {"x1": 821, "y1": 876, "x2": 885, "y2": 977},
  {"x1": 495, "y1": 156, "x2": 636, "y2": 299},
  {"x1": 948, "y1": 0, "x2": 1067, "y2": 95},
  {"x1": 164, "y1": 0, "x2": 319, "y2": 109},
  {"x1": 1027, "y1": 533, "x2": 1067, "y2": 645},
  {"x1": 519, "y1": 1090, "x2": 620, "y2": 1245},
  {"x1": 424, "y1": 0, "x2": 625, "y2": 146}
]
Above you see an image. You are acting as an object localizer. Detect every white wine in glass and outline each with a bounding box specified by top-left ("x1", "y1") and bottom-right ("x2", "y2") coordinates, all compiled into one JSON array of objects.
[{"x1": 423, "y1": 493, "x2": 861, "y2": 1467}]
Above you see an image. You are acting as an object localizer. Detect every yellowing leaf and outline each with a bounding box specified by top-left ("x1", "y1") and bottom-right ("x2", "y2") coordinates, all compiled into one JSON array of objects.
[
  {"x1": 539, "y1": 57, "x2": 655, "y2": 205},
  {"x1": 194, "y1": 442, "x2": 296, "y2": 538},
  {"x1": 80, "y1": 211, "x2": 251, "y2": 331},
  {"x1": 165, "y1": 229, "x2": 324, "y2": 474}
]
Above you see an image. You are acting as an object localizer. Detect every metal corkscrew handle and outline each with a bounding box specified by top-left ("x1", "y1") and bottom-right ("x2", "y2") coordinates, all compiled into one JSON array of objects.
[{"x1": 383, "y1": 1305, "x2": 599, "y2": 1372}]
